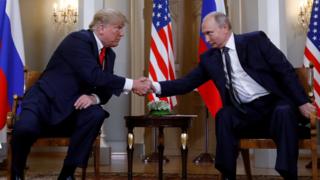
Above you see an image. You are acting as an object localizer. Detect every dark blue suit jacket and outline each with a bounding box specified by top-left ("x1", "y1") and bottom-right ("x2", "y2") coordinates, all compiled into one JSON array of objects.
[
  {"x1": 160, "y1": 31, "x2": 308, "y2": 113},
  {"x1": 22, "y1": 30, "x2": 125, "y2": 125}
]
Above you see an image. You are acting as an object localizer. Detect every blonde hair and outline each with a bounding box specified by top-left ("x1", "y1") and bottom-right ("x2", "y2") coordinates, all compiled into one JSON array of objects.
[
  {"x1": 89, "y1": 9, "x2": 128, "y2": 30},
  {"x1": 203, "y1": 12, "x2": 232, "y2": 30}
]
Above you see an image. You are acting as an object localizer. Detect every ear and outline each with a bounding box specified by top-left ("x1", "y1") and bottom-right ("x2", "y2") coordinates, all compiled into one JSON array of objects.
[{"x1": 96, "y1": 25, "x2": 104, "y2": 35}]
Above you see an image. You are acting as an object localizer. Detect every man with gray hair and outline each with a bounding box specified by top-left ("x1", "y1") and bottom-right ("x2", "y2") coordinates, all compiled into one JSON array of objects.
[
  {"x1": 152, "y1": 12, "x2": 315, "y2": 180},
  {"x1": 11, "y1": 9, "x2": 150, "y2": 180}
]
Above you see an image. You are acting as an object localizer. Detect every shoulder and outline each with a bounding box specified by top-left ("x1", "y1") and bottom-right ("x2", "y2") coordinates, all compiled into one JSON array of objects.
[
  {"x1": 235, "y1": 31, "x2": 271, "y2": 49},
  {"x1": 236, "y1": 31, "x2": 269, "y2": 42},
  {"x1": 238, "y1": 31, "x2": 267, "y2": 38},
  {"x1": 59, "y1": 30, "x2": 96, "y2": 49},
  {"x1": 66, "y1": 29, "x2": 94, "y2": 42}
]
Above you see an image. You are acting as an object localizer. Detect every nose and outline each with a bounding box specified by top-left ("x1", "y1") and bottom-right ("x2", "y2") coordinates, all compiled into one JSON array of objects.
[{"x1": 204, "y1": 35, "x2": 210, "y2": 43}]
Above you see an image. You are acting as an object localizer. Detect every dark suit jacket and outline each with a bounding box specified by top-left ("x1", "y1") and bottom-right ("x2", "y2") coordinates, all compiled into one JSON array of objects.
[
  {"x1": 160, "y1": 31, "x2": 308, "y2": 114},
  {"x1": 22, "y1": 30, "x2": 125, "y2": 125}
]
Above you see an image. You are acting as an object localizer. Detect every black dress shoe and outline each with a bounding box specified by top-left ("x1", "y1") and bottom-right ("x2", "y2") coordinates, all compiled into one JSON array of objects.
[
  {"x1": 11, "y1": 174, "x2": 24, "y2": 180},
  {"x1": 57, "y1": 175, "x2": 75, "y2": 180}
]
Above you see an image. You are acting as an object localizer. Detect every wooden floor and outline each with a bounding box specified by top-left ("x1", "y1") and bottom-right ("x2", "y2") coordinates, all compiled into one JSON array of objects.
[{"x1": 0, "y1": 151, "x2": 314, "y2": 179}]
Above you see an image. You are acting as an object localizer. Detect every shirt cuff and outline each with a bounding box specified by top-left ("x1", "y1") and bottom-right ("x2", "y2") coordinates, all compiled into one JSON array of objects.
[
  {"x1": 152, "y1": 82, "x2": 161, "y2": 94},
  {"x1": 123, "y1": 78, "x2": 133, "y2": 94},
  {"x1": 91, "y1": 93, "x2": 100, "y2": 104}
]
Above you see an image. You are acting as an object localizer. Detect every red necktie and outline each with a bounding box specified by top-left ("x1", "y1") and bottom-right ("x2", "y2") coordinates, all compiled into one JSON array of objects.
[{"x1": 99, "y1": 47, "x2": 106, "y2": 66}]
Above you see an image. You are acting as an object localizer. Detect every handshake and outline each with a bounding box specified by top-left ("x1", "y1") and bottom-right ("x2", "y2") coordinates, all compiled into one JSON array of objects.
[{"x1": 132, "y1": 77, "x2": 156, "y2": 96}]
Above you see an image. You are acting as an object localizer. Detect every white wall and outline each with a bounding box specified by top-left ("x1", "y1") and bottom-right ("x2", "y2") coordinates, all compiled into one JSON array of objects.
[
  {"x1": 20, "y1": 0, "x2": 78, "y2": 70},
  {"x1": 285, "y1": 0, "x2": 308, "y2": 67},
  {"x1": 100, "y1": 0, "x2": 131, "y2": 153}
]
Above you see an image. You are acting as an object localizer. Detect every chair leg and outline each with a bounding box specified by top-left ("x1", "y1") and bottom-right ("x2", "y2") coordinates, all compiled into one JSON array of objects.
[
  {"x1": 94, "y1": 135, "x2": 100, "y2": 178},
  {"x1": 7, "y1": 137, "x2": 12, "y2": 180},
  {"x1": 311, "y1": 149, "x2": 318, "y2": 180},
  {"x1": 240, "y1": 149, "x2": 252, "y2": 180},
  {"x1": 81, "y1": 167, "x2": 86, "y2": 180}
]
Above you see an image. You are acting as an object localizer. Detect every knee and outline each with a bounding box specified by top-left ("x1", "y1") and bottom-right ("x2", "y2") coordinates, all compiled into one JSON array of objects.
[
  {"x1": 216, "y1": 107, "x2": 235, "y2": 125},
  {"x1": 274, "y1": 103, "x2": 294, "y2": 114},
  {"x1": 215, "y1": 107, "x2": 236, "y2": 132},
  {"x1": 272, "y1": 103, "x2": 298, "y2": 126},
  {"x1": 84, "y1": 105, "x2": 107, "y2": 124},
  {"x1": 13, "y1": 122, "x2": 39, "y2": 139},
  {"x1": 273, "y1": 104, "x2": 296, "y2": 120}
]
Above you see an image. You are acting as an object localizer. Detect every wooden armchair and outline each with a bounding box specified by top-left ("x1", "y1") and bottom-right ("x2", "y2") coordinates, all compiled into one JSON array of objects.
[
  {"x1": 239, "y1": 67, "x2": 318, "y2": 180},
  {"x1": 6, "y1": 69, "x2": 101, "y2": 180}
]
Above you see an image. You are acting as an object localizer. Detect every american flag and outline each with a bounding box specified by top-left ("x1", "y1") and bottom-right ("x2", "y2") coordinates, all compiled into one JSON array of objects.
[
  {"x1": 303, "y1": 0, "x2": 320, "y2": 113},
  {"x1": 148, "y1": 0, "x2": 177, "y2": 108}
]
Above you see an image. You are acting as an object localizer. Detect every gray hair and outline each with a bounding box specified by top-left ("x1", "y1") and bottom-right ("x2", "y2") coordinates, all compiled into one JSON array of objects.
[
  {"x1": 203, "y1": 12, "x2": 232, "y2": 30},
  {"x1": 89, "y1": 9, "x2": 128, "y2": 30}
]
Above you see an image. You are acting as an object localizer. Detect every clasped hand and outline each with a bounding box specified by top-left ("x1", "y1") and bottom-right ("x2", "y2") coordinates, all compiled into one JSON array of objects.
[{"x1": 132, "y1": 77, "x2": 155, "y2": 96}]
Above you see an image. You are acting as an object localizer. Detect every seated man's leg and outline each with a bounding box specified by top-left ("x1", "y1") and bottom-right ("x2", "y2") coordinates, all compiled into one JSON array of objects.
[
  {"x1": 12, "y1": 109, "x2": 42, "y2": 178},
  {"x1": 270, "y1": 100, "x2": 299, "y2": 180},
  {"x1": 215, "y1": 94, "x2": 276, "y2": 180},
  {"x1": 58, "y1": 105, "x2": 106, "y2": 179},
  {"x1": 215, "y1": 106, "x2": 243, "y2": 180}
]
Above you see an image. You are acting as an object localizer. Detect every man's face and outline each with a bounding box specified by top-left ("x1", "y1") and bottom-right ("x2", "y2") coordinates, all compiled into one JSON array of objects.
[
  {"x1": 201, "y1": 18, "x2": 229, "y2": 49},
  {"x1": 97, "y1": 22, "x2": 125, "y2": 47}
]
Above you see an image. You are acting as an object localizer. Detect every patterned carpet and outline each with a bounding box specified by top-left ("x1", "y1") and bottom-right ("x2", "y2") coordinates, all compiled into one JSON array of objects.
[{"x1": 22, "y1": 173, "x2": 314, "y2": 180}]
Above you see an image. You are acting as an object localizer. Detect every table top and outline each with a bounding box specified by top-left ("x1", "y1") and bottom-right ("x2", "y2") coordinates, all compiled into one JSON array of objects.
[{"x1": 125, "y1": 114, "x2": 197, "y2": 128}]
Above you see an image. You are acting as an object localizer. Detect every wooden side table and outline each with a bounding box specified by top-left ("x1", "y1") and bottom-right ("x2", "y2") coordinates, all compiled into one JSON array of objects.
[{"x1": 125, "y1": 115, "x2": 196, "y2": 180}]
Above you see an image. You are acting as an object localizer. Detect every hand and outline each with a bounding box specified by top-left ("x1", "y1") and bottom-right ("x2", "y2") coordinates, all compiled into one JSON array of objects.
[
  {"x1": 132, "y1": 77, "x2": 152, "y2": 96},
  {"x1": 150, "y1": 83, "x2": 156, "y2": 93},
  {"x1": 74, "y1": 94, "x2": 97, "y2": 110},
  {"x1": 299, "y1": 102, "x2": 317, "y2": 119}
]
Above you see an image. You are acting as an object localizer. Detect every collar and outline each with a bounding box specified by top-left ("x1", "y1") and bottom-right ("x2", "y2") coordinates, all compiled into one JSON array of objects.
[
  {"x1": 93, "y1": 32, "x2": 104, "y2": 52},
  {"x1": 224, "y1": 33, "x2": 236, "y2": 51}
]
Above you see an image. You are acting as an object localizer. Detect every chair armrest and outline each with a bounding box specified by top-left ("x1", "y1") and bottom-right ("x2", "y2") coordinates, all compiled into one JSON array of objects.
[
  {"x1": 6, "y1": 112, "x2": 14, "y2": 129},
  {"x1": 6, "y1": 94, "x2": 22, "y2": 129}
]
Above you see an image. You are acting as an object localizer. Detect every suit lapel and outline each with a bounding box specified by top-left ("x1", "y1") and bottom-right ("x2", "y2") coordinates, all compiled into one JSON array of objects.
[
  {"x1": 105, "y1": 48, "x2": 115, "y2": 73},
  {"x1": 234, "y1": 34, "x2": 248, "y2": 67},
  {"x1": 88, "y1": 30, "x2": 99, "y2": 59},
  {"x1": 207, "y1": 50, "x2": 227, "y2": 101},
  {"x1": 234, "y1": 34, "x2": 264, "y2": 87},
  {"x1": 212, "y1": 50, "x2": 225, "y2": 85}
]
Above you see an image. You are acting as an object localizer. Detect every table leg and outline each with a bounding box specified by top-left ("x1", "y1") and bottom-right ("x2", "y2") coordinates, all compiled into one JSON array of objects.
[
  {"x1": 127, "y1": 129, "x2": 134, "y2": 180},
  {"x1": 158, "y1": 127, "x2": 164, "y2": 180},
  {"x1": 181, "y1": 131, "x2": 188, "y2": 180}
]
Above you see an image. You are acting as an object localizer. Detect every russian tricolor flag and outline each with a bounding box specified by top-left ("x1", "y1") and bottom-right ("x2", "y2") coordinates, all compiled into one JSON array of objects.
[
  {"x1": 197, "y1": 0, "x2": 225, "y2": 117},
  {"x1": 0, "y1": 0, "x2": 25, "y2": 130}
]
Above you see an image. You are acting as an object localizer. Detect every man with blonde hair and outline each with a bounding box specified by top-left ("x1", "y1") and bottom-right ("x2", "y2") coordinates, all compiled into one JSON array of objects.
[{"x1": 11, "y1": 9, "x2": 150, "y2": 180}]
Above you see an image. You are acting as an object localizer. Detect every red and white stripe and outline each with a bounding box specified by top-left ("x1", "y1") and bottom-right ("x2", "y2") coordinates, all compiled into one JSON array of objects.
[
  {"x1": 148, "y1": 22, "x2": 177, "y2": 108},
  {"x1": 304, "y1": 38, "x2": 320, "y2": 111}
]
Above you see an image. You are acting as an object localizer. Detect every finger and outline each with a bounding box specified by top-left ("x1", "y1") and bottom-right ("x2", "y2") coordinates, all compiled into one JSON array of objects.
[
  {"x1": 83, "y1": 103, "x2": 89, "y2": 109},
  {"x1": 74, "y1": 100, "x2": 82, "y2": 109},
  {"x1": 74, "y1": 99, "x2": 80, "y2": 107},
  {"x1": 139, "y1": 77, "x2": 148, "y2": 82}
]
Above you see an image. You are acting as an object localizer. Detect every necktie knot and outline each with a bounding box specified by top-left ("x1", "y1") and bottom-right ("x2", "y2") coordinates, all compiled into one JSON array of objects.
[{"x1": 222, "y1": 47, "x2": 229, "y2": 53}]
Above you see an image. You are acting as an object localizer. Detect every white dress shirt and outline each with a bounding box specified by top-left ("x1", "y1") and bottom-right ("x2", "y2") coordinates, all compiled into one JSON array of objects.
[
  {"x1": 92, "y1": 32, "x2": 133, "y2": 104},
  {"x1": 153, "y1": 33, "x2": 269, "y2": 104},
  {"x1": 223, "y1": 33, "x2": 269, "y2": 103}
]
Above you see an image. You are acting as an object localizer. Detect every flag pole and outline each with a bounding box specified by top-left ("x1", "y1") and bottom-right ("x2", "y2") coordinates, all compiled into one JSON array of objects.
[
  {"x1": 142, "y1": 128, "x2": 169, "y2": 164},
  {"x1": 193, "y1": 106, "x2": 214, "y2": 164}
]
